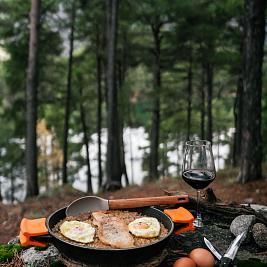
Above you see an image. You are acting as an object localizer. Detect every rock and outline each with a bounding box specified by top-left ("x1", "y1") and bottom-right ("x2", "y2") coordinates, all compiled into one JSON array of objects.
[
  {"x1": 252, "y1": 223, "x2": 267, "y2": 249},
  {"x1": 21, "y1": 245, "x2": 60, "y2": 267},
  {"x1": 230, "y1": 215, "x2": 256, "y2": 242},
  {"x1": 7, "y1": 236, "x2": 20, "y2": 245},
  {"x1": 250, "y1": 204, "x2": 267, "y2": 221}
]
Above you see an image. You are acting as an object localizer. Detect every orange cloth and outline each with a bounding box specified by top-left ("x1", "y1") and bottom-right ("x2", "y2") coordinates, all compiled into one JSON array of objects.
[
  {"x1": 174, "y1": 222, "x2": 195, "y2": 234},
  {"x1": 20, "y1": 218, "x2": 48, "y2": 247},
  {"x1": 164, "y1": 207, "x2": 195, "y2": 234},
  {"x1": 164, "y1": 207, "x2": 194, "y2": 223}
]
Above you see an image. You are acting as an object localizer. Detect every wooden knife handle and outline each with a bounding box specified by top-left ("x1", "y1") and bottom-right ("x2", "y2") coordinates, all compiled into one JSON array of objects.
[{"x1": 108, "y1": 195, "x2": 189, "y2": 209}]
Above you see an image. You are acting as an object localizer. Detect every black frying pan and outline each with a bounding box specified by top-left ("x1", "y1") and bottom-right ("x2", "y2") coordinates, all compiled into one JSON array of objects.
[{"x1": 33, "y1": 206, "x2": 174, "y2": 265}]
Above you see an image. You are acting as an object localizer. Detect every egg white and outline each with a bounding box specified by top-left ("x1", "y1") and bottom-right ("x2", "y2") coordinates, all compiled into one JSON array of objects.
[
  {"x1": 60, "y1": 220, "x2": 95, "y2": 243},
  {"x1": 128, "y1": 217, "x2": 160, "y2": 238}
]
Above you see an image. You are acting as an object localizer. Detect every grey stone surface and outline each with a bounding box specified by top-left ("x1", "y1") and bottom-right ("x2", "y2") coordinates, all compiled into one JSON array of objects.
[
  {"x1": 252, "y1": 223, "x2": 267, "y2": 249},
  {"x1": 21, "y1": 245, "x2": 60, "y2": 267},
  {"x1": 230, "y1": 215, "x2": 256, "y2": 242},
  {"x1": 251, "y1": 204, "x2": 267, "y2": 220},
  {"x1": 7, "y1": 236, "x2": 20, "y2": 245}
]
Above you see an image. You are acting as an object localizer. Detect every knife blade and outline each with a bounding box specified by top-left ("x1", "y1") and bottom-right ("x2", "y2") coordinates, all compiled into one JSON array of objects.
[
  {"x1": 203, "y1": 237, "x2": 222, "y2": 260},
  {"x1": 218, "y1": 231, "x2": 246, "y2": 267}
]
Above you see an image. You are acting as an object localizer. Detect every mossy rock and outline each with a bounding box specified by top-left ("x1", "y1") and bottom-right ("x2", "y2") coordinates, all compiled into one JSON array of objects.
[{"x1": 0, "y1": 244, "x2": 23, "y2": 262}]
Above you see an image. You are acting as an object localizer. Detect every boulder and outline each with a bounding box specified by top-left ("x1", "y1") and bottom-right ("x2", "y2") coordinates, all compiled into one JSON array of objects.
[
  {"x1": 230, "y1": 215, "x2": 256, "y2": 242},
  {"x1": 252, "y1": 223, "x2": 267, "y2": 249},
  {"x1": 21, "y1": 245, "x2": 60, "y2": 267}
]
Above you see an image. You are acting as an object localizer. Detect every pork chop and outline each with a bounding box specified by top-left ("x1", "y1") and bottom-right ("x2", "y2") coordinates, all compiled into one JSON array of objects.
[{"x1": 92, "y1": 211, "x2": 134, "y2": 248}]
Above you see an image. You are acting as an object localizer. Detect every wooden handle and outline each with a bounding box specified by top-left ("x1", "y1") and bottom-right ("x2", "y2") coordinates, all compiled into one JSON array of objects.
[{"x1": 108, "y1": 195, "x2": 189, "y2": 209}]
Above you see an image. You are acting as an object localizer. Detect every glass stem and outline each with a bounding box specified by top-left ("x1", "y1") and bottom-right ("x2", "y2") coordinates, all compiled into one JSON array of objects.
[{"x1": 196, "y1": 190, "x2": 202, "y2": 225}]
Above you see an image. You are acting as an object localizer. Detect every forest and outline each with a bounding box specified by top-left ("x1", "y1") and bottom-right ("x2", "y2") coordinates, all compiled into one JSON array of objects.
[{"x1": 0, "y1": 0, "x2": 266, "y2": 202}]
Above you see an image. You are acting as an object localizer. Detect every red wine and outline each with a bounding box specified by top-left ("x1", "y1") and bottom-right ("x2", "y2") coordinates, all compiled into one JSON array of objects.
[{"x1": 182, "y1": 170, "x2": 215, "y2": 189}]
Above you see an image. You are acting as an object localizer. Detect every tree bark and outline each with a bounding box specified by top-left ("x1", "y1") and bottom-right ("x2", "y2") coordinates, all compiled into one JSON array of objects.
[
  {"x1": 26, "y1": 0, "x2": 41, "y2": 198},
  {"x1": 233, "y1": 70, "x2": 243, "y2": 167},
  {"x1": 117, "y1": 32, "x2": 129, "y2": 186},
  {"x1": 62, "y1": 2, "x2": 75, "y2": 184},
  {"x1": 206, "y1": 61, "x2": 213, "y2": 144},
  {"x1": 233, "y1": 19, "x2": 244, "y2": 167},
  {"x1": 106, "y1": 0, "x2": 122, "y2": 190},
  {"x1": 79, "y1": 86, "x2": 93, "y2": 194},
  {"x1": 11, "y1": 173, "x2": 14, "y2": 203},
  {"x1": 95, "y1": 24, "x2": 103, "y2": 190},
  {"x1": 149, "y1": 22, "x2": 162, "y2": 181},
  {"x1": 186, "y1": 52, "x2": 193, "y2": 141},
  {"x1": 238, "y1": 0, "x2": 266, "y2": 183},
  {"x1": 200, "y1": 64, "x2": 206, "y2": 140},
  {"x1": 185, "y1": 190, "x2": 267, "y2": 225},
  {"x1": 0, "y1": 180, "x2": 2, "y2": 202}
]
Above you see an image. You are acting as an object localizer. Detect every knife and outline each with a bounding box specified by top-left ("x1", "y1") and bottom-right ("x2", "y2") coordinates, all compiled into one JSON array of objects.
[
  {"x1": 218, "y1": 231, "x2": 246, "y2": 267},
  {"x1": 203, "y1": 237, "x2": 222, "y2": 260}
]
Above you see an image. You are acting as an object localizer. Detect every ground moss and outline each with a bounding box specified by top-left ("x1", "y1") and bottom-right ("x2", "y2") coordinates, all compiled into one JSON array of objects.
[
  {"x1": 237, "y1": 259, "x2": 267, "y2": 267},
  {"x1": 0, "y1": 244, "x2": 23, "y2": 262},
  {"x1": 50, "y1": 261, "x2": 66, "y2": 267}
]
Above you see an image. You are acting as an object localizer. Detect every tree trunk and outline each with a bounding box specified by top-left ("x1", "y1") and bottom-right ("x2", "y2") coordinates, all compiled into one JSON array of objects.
[
  {"x1": 186, "y1": 52, "x2": 193, "y2": 141},
  {"x1": 233, "y1": 19, "x2": 244, "y2": 167},
  {"x1": 206, "y1": 61, "x2": 213, "y2": 144},
  {"x1": 217, "y1": 133, "x2": 220, "y2": 169},
  {"x1": 121, "y1": 139, "x2": 129, "y2": 186},
  {"x1": 233, "y1": 70, "x2": 243, "y2": 167},
  {"x1": 95, "y1": 24, "x2": 103, "y2": 190},
  {"x1": 26, "y1": 0, "x2": 41, "y2": 198},
  {"x1": 106, "y1": 0, "x2": 122, "y2": 190},
  {"x1": 200, "y1": 64, "x2": 206, "y2": 140},
  {"x1": 149, "y1": 22, "x2": 162, "y2": 181},
  {"x1": 79, "y1": 86, "x2": 93, "y2": 194},
  {"x1": 118, "y1": 32, "x2": 129, "y2": 187},
  {"x1": 127, "y1": 102, "x2": 134, "y2": 183},
  {"x1": 44, "y1": 143, "x2": 49, "y2": 191},
  {"x1": 238, "y1": 0, "x2": 265, "y2": 183},
  {"x1": 11, "y1": 173, "x2": 14, "y2": 203},
  {"x1": 62, "y1": 2, "x2": 75, "y2": 184},
  {"x1": 0, "y1": 180, "x2": 2, "y2": 202}
]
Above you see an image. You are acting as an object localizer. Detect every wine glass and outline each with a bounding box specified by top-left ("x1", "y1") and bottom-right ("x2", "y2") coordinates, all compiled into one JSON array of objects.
[{"x1": 182, "y1": 140, "x2": 216, "y2": 227}]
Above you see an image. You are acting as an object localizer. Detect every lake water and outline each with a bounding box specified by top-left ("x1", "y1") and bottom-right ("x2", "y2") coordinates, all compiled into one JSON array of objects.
[
  {"x1": 73, "y1": 127, "x2": 231, "y2": 193},
  {"x1": 0, "y1": 127, "x2": 232, "y2": 202}
]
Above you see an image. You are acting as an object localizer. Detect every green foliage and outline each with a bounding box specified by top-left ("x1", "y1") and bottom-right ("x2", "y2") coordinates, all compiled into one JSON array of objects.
[
  {"x1": 0, "y1": 244, "x2": 23, "y2": 262},
  {"x1": 125, "y1": 65, "x2": 152, "y2": 127}
]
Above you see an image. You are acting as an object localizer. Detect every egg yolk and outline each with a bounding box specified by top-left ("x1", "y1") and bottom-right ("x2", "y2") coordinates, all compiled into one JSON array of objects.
[{"x1": 136, "y1": 222, "x2": 150, "y2": 229}]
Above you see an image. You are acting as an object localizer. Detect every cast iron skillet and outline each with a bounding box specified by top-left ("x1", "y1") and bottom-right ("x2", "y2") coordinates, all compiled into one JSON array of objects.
[{"x1": 34, "y1": 206, "x2": 174, "y2": 265}]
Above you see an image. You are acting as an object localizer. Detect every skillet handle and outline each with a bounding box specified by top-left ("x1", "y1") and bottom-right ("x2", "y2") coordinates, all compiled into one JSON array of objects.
[
  {"x1": 30, "y1": 234, "x2": 53, "y2": 244},
  {"x1": 109, "y1": 195, "x2": 189, "y2": 209}
]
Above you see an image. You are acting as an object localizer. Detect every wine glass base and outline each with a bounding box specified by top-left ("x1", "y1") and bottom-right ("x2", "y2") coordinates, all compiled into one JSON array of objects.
[{"x1": 193, "y1": 219, "x2": 203, "y2": 228}]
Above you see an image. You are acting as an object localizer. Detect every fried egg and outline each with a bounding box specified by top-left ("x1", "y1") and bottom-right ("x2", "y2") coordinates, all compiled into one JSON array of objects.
[
  {"x1": 60, "y1": 220, "x2": 95, "y2": 243},
  {"x1": 128, "y1": 217, "x2": 160, "y2": 238}
]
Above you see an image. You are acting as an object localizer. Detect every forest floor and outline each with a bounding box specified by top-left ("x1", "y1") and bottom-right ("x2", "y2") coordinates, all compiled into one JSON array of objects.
[{"x1": 1, "y1": 169, "x2": 267, "y2": 244}]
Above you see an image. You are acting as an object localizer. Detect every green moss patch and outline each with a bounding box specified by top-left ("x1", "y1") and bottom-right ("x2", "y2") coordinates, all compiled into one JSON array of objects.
[{"x1": 0, "y1": 244, "x2": 23, "y2": 262}]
